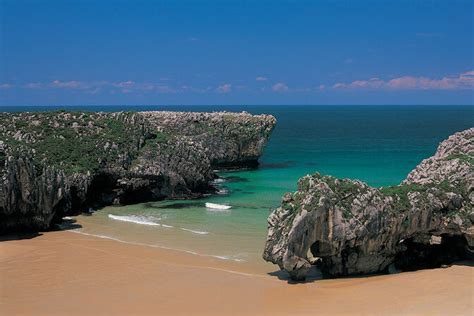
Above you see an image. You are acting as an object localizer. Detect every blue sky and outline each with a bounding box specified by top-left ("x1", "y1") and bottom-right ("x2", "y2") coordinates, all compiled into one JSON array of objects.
[{"x1": 0, "y1": 0, "x2": 473, "y2": 106}]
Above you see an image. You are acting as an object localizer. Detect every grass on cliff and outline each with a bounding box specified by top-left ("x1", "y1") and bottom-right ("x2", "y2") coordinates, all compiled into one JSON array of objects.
[
  {"x1": 2, "y1": 111, "x2": 146, "y2": 174},
  {"x1": 138, "y1": 131, "x2": 173, "y2": 156},
  {"x1": 445, "y1": 153, "x2": 474, "y2": 165},
  {"x1": 380, "y1": 180, "x2": 465, "y2": 213},
  {"x1": 380, "y1": 183, "x2": 426, "y2": 211},
  {"x1": 34, "y1": 116, "x2": 137, "y2": 173},
  {"x1": 295, "y1": 173, "x2": 368, "y2": 219}
]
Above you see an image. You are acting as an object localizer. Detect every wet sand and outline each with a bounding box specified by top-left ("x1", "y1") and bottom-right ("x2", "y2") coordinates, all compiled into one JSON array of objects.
[{"x1": 1, "y1": 230, "x2": 472, "y2": 315}]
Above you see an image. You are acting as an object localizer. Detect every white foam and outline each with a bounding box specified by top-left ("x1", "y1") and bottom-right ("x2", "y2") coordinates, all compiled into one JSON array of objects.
[
  {"x1": 161, "y1": 224, "x2": 174, "y2": 228},
  {"x1": 216, "y1": 188, "x2": 229, "y2": 195},
  {"x1": 67, "y1": 230, "x2": 249, "y2": 266},
  {"x1": 205, "y1": 202, "x2": 231, "y2": 210},
  {"x1": 212, "y1": 255, "x2": 245, "y2": 262},
  {"x1": 108, "y1": 214, "x2": 160, "y2": 226},
  {"x1": 181, "y1": 228, "x2": 209, "y2": 235},
  {"x1": 212, "y1": 178, "x2": 226, "y2": 184}
]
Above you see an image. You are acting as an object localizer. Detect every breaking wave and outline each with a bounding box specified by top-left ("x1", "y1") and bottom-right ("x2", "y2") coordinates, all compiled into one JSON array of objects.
[
  {"x1": 181, "y1": 228, "x2": 209, "y2": 235},
  {"x1": 108, "y1": 214, "x2": 161, "y2": 226},
  {"x1": 205, "y1": 202, "x2": 231, "y2": 210}
]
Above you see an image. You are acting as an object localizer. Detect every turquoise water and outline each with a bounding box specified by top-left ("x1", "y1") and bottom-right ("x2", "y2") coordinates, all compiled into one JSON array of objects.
[{"x1": 5, "y1": 105, "x2": 473, "y2": 269}]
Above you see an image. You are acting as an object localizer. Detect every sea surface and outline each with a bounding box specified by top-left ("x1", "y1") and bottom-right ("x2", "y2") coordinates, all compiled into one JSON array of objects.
[{"x1": 3, "y1": 105, "x2": 473, "y2": 271}]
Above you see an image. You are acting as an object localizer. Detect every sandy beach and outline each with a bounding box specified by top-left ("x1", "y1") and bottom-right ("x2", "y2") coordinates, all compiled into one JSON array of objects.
[{"x1": 1, "y1": 230, "x2": 472, "y2": 316}]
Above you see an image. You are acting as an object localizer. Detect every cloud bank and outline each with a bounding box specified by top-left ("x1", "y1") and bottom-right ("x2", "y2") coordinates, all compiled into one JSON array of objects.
[
  {"x1": 1, "y1": 70, "x2": 472, "y2": 97},
  {"x1": 333, "y1": 70, "x2": 474, "y2": 90}
]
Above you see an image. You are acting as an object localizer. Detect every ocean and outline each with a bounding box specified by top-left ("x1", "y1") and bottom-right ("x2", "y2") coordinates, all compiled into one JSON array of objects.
[{"x1": 4, "y1": 105, "x2": 473, "y2": 272}]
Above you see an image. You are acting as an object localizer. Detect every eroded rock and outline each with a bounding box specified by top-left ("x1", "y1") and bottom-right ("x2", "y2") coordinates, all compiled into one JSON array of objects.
[{"x1": 263, "y1": 128, "x2": 473, "y2": 280}]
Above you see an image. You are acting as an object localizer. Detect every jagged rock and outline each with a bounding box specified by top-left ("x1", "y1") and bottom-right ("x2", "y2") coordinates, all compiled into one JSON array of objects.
[
  {"x1": 0, "y1": 111, "x2": 275, "y2": 232},
  {"x1": 263, "y1": 128, "x2": 473, "y2": 280}
]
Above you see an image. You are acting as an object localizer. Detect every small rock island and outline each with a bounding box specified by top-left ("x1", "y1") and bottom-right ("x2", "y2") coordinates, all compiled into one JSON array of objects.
[
  {"x1": 263, "y1": 128, "x2": 473, "y2": 280},
  {"x1": 0, "y1": 110, "x2": 276, "y2": 232}
]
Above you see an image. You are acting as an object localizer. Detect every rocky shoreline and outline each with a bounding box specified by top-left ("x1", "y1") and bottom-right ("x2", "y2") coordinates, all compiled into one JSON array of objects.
[
  {"x1": 0, "y1": 110, "x2": 276, "y2": 232},
  {"x1": 263, "y1": 128, "x2": 474, "y2": 280}
]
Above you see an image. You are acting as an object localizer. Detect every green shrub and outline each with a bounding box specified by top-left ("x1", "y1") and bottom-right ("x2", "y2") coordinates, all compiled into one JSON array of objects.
[{"x1": 445, "y1": 153, "x2": 474, "y2": 165}]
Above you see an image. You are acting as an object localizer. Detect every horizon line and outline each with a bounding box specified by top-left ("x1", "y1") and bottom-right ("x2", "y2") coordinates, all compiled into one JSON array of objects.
[{"x1": 1, "y1": 104, "x2": 473, "y2": 107}]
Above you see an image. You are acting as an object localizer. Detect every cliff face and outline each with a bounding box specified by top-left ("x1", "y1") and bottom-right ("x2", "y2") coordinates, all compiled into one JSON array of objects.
[
  {"x1": 263, "y1": 128, "x2": 473, "y2": 280},
  {"x1": 141, "y1": 111, "x2": 274, "y2": 168},
  {"x1": 0, "y1": 111, "x2": 276, "y2": 233}
]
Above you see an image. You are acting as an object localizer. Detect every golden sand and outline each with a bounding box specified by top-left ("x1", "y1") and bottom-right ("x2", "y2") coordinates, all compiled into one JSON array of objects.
[{"x1": 1, "y1": 230, "x2": 472, "y2": 315}]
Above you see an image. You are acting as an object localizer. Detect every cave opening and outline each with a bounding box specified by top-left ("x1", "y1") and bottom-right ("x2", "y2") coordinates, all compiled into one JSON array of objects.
[
  {"x1": 310, "y1": 241, "x2": 321, "y2": 257},
  {"x1": 394, "y1": 234, "x2": 470, "y2": 271},
  {"x1": 86, "y1": 173, "x2": 119, "y2": 208},
  {"x1": 85, "y1": 173, "x2": 169, "y2": 207},
  {"x1": 308, "y1": 240, "x2": 333, "y2": 258}
]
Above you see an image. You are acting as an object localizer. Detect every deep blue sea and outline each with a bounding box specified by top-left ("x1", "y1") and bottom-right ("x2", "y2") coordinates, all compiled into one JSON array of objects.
[{"x1": 3, "y1": 105, "x2": 473, "y2": 270}]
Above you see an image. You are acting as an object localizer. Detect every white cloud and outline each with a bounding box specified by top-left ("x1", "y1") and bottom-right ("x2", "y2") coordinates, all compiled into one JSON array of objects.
[
  {"x1": 23, "y1": 80, "x2": 88, "y2": 90},
  {"x1": 51, "y1": 80, "x2": 83, "y2": 89},
  {"x1": 216, "y1": 83, "x2": 232, "y2": 93},
  {"x1": 112, "y1": 80, "x2": 135, "y2": 88},
  {"x1": 332, "y1": 70, "x2": 474, "y2": 90},
  {"x1": 12, "y1": 70, "x2": 472, "y2": 96},
  {"x1": 23, "y1": 82, "x2": 45, "y2": 89},
  {"x1": 18, "y1": 79, "x2": 183, "y2": 94},
  {"x1": 272, "y1": 82, "x2": 289, "y2": 92}
]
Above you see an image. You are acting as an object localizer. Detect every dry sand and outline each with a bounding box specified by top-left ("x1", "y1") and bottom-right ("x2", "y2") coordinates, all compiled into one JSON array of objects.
[{"x1": 1, "y1": 230, "x2": 472, "y2": 315}]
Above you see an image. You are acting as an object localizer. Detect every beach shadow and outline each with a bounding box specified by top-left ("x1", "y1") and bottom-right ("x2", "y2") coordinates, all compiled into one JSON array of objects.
[
  {"x1": 436, "y1": 259, "x2": 474, "y2": 271},
  {"x1": 268, "y1": 266, "x2": 324, "y2": 284},
  {"x1": 0, "y1": 217, "x2": 82, "y2": 242},
  {"x1": 269, "y1": 266, "x2": 399, "y2": 284},
  {"x1": 268, "y1": 259, "x2": 474, "y2": 284},
  {"x1": 0, "y1": 232, "x2": 43, "y2": 242},
  {"x1": 445, "y1": 260, "x2": 474, "y2": 268},
  {"x1": 52, "y1": 217, "x2": 82, "y2": 231}
]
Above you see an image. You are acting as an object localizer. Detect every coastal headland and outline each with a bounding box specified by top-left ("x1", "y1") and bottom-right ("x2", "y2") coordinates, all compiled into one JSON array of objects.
[{"x1": 0, "y1": 110, "x2": 276, "y2": 232}]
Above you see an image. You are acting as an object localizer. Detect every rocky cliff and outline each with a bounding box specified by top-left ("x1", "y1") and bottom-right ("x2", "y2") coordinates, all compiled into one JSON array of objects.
[
  {"x1": 263, "y1": 128, "x2": 473, "y2": 280},
  {"x1": 0, "y1": 110, "x2": 276, "y2": 233}
]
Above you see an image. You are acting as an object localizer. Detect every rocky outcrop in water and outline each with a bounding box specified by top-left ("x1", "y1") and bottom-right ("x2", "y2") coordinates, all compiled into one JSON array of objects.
[
  {"x1": 263, "y1": 128, "x2": 473, "y2": 280},
  {"x1": 0, "y1": 111, "x2": 275, "y2": 232}
]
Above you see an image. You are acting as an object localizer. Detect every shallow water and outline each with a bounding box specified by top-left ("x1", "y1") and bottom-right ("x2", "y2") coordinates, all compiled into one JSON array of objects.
[{"x1": 12, "y1": 105, "x2": 472, "y2": 270}]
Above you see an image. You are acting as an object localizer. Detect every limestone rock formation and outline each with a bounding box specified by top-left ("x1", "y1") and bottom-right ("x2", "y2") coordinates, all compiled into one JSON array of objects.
[
  {"x1": 0, "y1": 110, "x2": 275, "y2": 232},
  {"x1": 263, "y1": 128, "x2": 473, "y2": 280}
]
